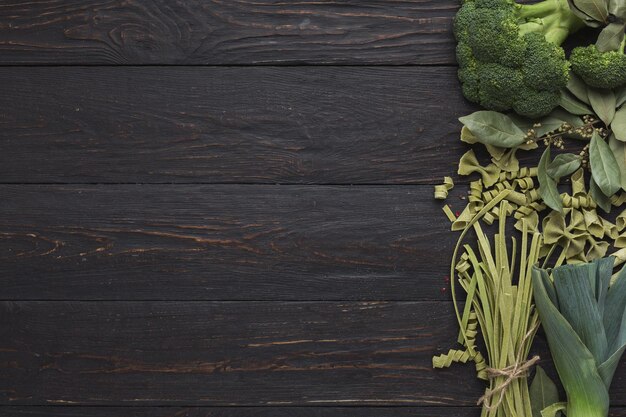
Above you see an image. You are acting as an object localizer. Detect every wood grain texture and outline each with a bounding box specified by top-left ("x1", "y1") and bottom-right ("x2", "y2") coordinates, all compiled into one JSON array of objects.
[
  {"x1": 0, "y1": 184, "x2": 464, "y2": 301},
  {"x1": 0, "y1": 407, "x2": 480, "y2": 417},
  {"x1": 0, "y1": 301, "x2": 540, "y2": 406},
  {"x1": 0, "y1": 0, "x2": 457, "y2": 65},
  {"x1": 0, "y1": 301, "x2": 624, "y2": 407},
  {"x1": 5, "y1": 409, "x2": 626, "y2": 417},
  {"x1": 0, "y1": 66, "x2": 487, "y2": 185},
  {"x1": 4, "y1": 408, "x2": 626, "y2": 417}
]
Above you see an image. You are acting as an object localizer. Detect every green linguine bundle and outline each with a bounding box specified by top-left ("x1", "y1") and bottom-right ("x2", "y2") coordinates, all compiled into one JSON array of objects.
[{"x1": 434, "y1": 192, "x2": 542, "y2": 416}]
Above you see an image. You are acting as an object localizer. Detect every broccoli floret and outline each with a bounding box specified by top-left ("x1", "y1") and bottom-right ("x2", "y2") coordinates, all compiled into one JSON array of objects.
[
  {"x1": 454, "y1": 0, "x2": 585, "y2": 117},
  {"x1": 570, "y1": 42, "x2": 626, "y2": 89}
]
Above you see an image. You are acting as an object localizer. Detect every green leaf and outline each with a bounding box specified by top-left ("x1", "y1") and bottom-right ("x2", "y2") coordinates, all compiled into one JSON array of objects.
[
  {"x1": 553, "y1": 263, "x2": 609, "y2": 365},
  {"x1": 591, "y1": 176, "x2": 613, "y2": 213},
  {"x1": 547, "y1": 154, "x2": 582, "y2": 179},
  {"x1": 609, "y1": 0, "x2": 626, "y2": 19},
  {"x1": 568, "y1": 0, "x2": 609, "y2": 23},
  {"x1": 532, "y1": 266, "x2": 611, "y2": 416},
  {"x1": 567, "y1": 73, "x2": 591, "y2": 104},
  {"x1": 530, "y1": 366, "x2": 561, "y2": 417},
  {"x1": 538, "y1": 146, "x2": 563, "y2": 213},
  {"x1": 617, "y1": 86, "x2": 626, "y2": 108},
  {"x1": 609, "y1": 133, "x2": 626, "y2": 191},
  {"x1": 597, "y1": 22, "x2": 626, "y2": 52},
  {"x1": 588, "y1": 87, "x2": 617, "y2": 125},
  {"x1": 560, "y1": 89, "x2": 594, "y2": 115},
  {"x1": 459, "y1": 111, "x2": 526, "y2": 148},
  {"x1": 612, "y1": 106, "x2": 626, "y2": 141},
  {"x1": 591, "y1": 131, "x2": 622, "y2": 196}
]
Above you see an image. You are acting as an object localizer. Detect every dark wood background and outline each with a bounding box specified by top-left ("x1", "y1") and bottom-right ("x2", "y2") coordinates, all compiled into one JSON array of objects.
[{"x1": 1, "y1": 1, "x2": 625, "y2": 416}]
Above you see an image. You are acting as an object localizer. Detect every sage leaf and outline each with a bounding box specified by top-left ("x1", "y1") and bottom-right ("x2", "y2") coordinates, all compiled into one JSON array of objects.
[
  {"x1": 588, "y1": 87, "x2": 616, "y2": 125},
  {"x1": 530, "y1": 366, "x2": 561, "y2": 417},
  {"x1": 567, "y1": 74, "x2": 590, "y2": 104},
  {"x1": 609, "y1": 133, "x2": 626, "y2": 190},
  {"x1": 538, "y1": 146, "x2": 563, "y2": 213},
  {"x1": 560, "y1": 90, "x2": 594, "y2": 115},
  {"x1": 612, "y1": 106, "x2": 626, "y2": 141},
  {"x1": 597, "y1": 22, "x2": 626, "y2": 52},
  {"x1": 591, "y1": 176, "x2": 613, "y2": 212},
  {"x1": 459, "y1": 111, "x2": 526, "y2": 148},
  {"x1": 590, "y1": 131, "x2": 622, "y2": 196},
  {"x1": 547, "y1": 154, "x2": 582, "y2": 179},
  {"x1": 568, "y1": 0, "x2": 609, "y2": 23}
]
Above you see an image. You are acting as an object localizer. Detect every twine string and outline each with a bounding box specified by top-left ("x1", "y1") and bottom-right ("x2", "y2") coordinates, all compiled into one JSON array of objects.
[{"x1": 477, "y1": 326, "x2": 541, "y2": 411}]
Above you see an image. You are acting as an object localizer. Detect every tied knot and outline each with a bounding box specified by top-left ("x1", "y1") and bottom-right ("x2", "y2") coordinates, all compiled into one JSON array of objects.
[{"x1": 477, "y1": 355, "x2": 540, "y2": 411}]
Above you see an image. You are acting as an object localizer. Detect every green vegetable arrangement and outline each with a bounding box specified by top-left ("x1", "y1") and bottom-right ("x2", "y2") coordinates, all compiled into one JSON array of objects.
[
  {"x1": 455, "y1": 0, "x2": 626, "y2": 118},
  {"x1": 533, "y1": 259, "x2": 626, "y2": 417},
  {"x1": 433, "y1": 0, "x2": 626, "y2": 415}
]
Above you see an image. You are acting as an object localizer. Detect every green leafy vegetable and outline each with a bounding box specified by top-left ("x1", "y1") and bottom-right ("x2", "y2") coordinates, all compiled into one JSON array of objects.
[
  {"x1": 454, "y1": 0, "x2": 585, "y2": 117},
  {"x1": 532, "y1": 258, "x2": 626, "y2": 417}
]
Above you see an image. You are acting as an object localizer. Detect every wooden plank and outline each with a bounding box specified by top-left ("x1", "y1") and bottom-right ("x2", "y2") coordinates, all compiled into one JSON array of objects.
[
  {"x1": 0, "y1": 1, "x2": 457, "y2": 65},
  {"x1": 0, "y1": 406, "x2": 480, "y2": 417},
  {"x1": 0, "y1": 66, "x2": 483, "y2": 185},
  {"x1": 4, "y1": 408, "x2": 626, "y2": 417},
  {"x1": 0, "y1": 184, "x2": 463, "y2": 301},
  {"x1": 0, "y1": 300, "x2": 535, "y2": 406},
  {"x1": 1, "y1": 301, "x2": 625, "y2": 406}
]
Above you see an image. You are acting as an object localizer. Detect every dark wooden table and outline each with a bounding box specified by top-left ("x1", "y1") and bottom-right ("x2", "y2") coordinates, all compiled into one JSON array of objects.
[{"x1": 1, "y1": 2, "x2": 625, "y2": 416}]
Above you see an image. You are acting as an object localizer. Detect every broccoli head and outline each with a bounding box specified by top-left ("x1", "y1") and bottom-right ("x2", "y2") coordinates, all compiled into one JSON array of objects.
[
  {"x1": 570, "y1": 42, "x2": 626, "y2": 90},
  {"x1": 454, "y1": 0, "x2": 585, "y2": 118}
]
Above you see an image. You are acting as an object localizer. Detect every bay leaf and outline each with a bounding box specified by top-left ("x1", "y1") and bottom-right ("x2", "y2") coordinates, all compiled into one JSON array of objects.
[
  {"x1": 459, "y1": 111, "x2": 526, "y2": 148},
  {"x1": 590, "y1": 131, "x2": 622, "y2": 196},
  {"x1": 588, "y1": 87, "x2": 616, "y2": 125},
  {"x1": 538, "y1": 146, "x2": 564, "y2": 213},
  {"x1": 591, "y1": 175, "x2": 613, "y2": 213},
  {"x1": 609, "y1": 133, "x2": 626, "y2": 190},
  {"x1": 596, "y1": 22, "x2": 626, "y2": 52},
  {"x1": 612, "y1": 106, "x2": 626, "y2": 141},
  {"x1": 617, "y1": 86, "x2": 626, "y2": 108},
  {"x1": 530, "y1": 366, "x2": 561, "y2": 417},
  {"x1": 609, "y1": 0, "x2": 626, "y2": 18},
  {"x1": 550, "y1": 108, "x2": 586, "y2": 127},
  {"x1": 568, "y1": 0, "x2": 609, "y2": 23},
  {"x1": 560, "y1": 90, "x2": 594, "y2": 115},
  {"x1": 566, "y1": 74, "x2": 590, "y2": 104},
  {"x1": 547, "y1": 154, "x2": 582, "y2": 179}
]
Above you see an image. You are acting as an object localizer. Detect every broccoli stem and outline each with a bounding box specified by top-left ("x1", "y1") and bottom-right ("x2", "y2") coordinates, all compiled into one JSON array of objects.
[{"x1": 517, "y1": 0, "x2": 586, "y2": 45}]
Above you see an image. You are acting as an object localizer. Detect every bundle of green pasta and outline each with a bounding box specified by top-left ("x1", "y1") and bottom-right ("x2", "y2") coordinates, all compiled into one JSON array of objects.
[
  {"x1": 434, "y1": 194, "x2": 542, "y2": 417},
  {"x1": 532, "y1": 258, "x2": 626, "y2": 417}
]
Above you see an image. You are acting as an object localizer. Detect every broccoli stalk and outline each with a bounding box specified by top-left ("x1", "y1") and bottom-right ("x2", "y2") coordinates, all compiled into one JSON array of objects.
[
  {"x1": 455, "y1": 0, "x2": 585, "y2": 118},
  {"x1": 517, "y1": 0, "x2": 586, "y2": 44}
]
